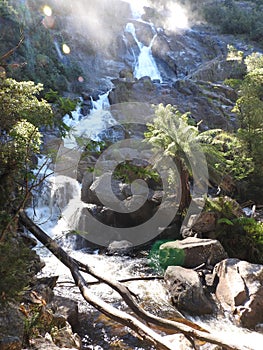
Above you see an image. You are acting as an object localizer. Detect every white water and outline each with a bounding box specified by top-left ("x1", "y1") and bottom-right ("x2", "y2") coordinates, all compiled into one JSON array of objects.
[
  {"x1": 63, "y1": 92, "x2": 117, "y2": 149},
  {"x1": 126, "y1": 0, "x2": 149, "y2": 19},
  {"x1": 28, "y1": 4, "x2": 263, "y2": 349},
  {"x1": 30, "y1": 100, "x2": 263, "y2": 350},
  {"x1": 125, "y1": 22, "x2": 162, "y2": 82}
]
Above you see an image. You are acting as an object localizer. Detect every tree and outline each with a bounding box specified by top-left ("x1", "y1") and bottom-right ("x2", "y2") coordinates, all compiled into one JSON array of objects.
[
  {"x1": 0, "y1": 76, "x2": 54, "y2": 239},
  {"x1": 232, "y1": 60, "x2": 263, "y2": 200},
  {"x1": 145, "y1": 104, "x2": 253, "y2": 212}
]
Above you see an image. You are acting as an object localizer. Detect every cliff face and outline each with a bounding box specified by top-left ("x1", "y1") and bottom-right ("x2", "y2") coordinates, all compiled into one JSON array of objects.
[{"x1": 1, "y1": 0, "x2": 261, "y2": 128}]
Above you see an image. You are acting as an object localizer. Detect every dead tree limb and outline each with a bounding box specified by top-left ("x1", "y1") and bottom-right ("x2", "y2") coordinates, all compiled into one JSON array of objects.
[
  {"x1": 19, "y1": 210, "x2": 250, "y2": 350},
  {"x1": 0, "y1": 33, "x2": 24, "y2": 63}
]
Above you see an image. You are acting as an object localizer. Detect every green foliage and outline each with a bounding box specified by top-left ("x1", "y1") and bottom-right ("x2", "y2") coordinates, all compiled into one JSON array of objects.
[
  {"x1": 45, "y1": 89, "x2": 79, "y2": 116},
  {"x1": 232, "y1": 58, "x2": 263, "y2": 199},
  {"x1": 223, "y1": 78, "x2": 242, "y2": 90},
  {"x1": 199, "y1": 130, "x2": 253, "y2": 181},
  {"x1": 145, "y1": 104, "x2": 253, "y2": 200},
  {"x1": 204, "y1": 196, "x2": 263, "y2": 264},
  {"x1": 44, "y1": 89, "x2": 79, "y2": 136},
  {"x1": 202, "y1": 1, "x2": 263, "y2": 46},
  {"x1": 216, "y1": 216, "x2": 263, "y2": 264},
  {"x1": 2, "y1": 1, "x2": 84, "y2": 93},
  {"x1": 0, "y1": 0, "x2": 17, "y2": 19},
  {"x1": 0, "y1": 77, "x2": 55, "y2": 236},
  {"x1": 113, "y1": 161, "x2": 161, "y2": 184},
  {"x1": 0, "y1": 78, "x2": 53, "y2": 131},
  {"x1": 0, "y1": 237, "x2": 37, "y2": 301},
  {"x1": 245, "y1": 52, "x2": 263, "y2": 72},
  {"x1": 205, "y1": 195, "x2": 242, "y2": 220}
]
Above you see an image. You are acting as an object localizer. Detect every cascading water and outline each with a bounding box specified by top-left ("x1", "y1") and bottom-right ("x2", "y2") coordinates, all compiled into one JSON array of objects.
[
  {"x1": 125, "y1": 22, "x2": 162, "y2": 81},
  {"x1": 27, "y1": 2, "x2": 263, "y2": 349}
]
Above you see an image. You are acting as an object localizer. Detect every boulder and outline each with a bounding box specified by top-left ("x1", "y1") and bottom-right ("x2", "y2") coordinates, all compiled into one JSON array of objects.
[
  {"x1": 86, "y1": 172, "x2": 126, "y2": 208},
  {"x1": 107, "y1": 240, "x2": 133, "y2": 255},
  {"x1": 159, "y1": 237, "x2": 227, "y2": 269},
  {"x1": 80, "y1": 171, "x2": 94, "y2": 203},
  {"x1": 164, "y1": 266, "x2": 214, "y2": 315},
  {"x1": 215, "y1": 259, "x2": 263, "y2": 329},
  {"x1": 188, "y1": 212, "x2": 217, "y2": 233},
  {"x1": 52, "y1": 321, "x2": 82, "y2": 349},
  {"x1": 0, "y1": 304, "x2": 24, "y2": 350},
  {"x1": 51, "y1": 296, "x2": 79, "y2": 331}
]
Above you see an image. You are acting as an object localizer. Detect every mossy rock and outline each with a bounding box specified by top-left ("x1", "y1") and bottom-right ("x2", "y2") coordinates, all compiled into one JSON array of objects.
[{"x1": 158, "y1": 244, "x2": 185, "y2": 270}]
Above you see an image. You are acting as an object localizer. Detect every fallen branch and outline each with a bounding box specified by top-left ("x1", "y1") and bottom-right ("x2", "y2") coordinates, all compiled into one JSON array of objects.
[{"x1": 19, "y1": 210, "x2": 249, "y2": 350}]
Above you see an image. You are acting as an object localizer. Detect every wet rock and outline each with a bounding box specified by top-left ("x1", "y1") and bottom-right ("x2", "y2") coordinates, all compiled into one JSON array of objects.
[
  {"x1": 192, "y1": 56, "x2": 246, "y2": 82},
  {"x1": 215, "y1": 259, "x2": 263, "y2": 329},
  {"x1": 107, "y1": 240, "x2": 134, "y2": 255},
  {"x1": 159, "y1": 237, "x2": 227, "y2": 269},
  {"x1": 164, "y1": 266, "x2": 214, "y2": 315},
  {"x1": 51, "y1": 296, "x2": 79, "y2": 331},
  {"x1": 23, "y1": 277, "x2": 58, "y2": 305}
]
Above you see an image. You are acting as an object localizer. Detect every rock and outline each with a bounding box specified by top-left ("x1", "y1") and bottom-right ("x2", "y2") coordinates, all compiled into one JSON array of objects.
[
  {"x1": 164, "y1": 266, "x2": 214, "y2": 315},
  {"x1": 0, "y1": 304, "x2": 24, "y2": 349},
  {"x1": 23, "y1": 279, "x2": 57, "y2": 305},
  {"x1": 107, "y1": 240, "x2": 134, "y2": 255},
  {"x1": 215, "y1": 259, "x2": 263, "y2": 329},
  {"x1": 51, "y1": 296, "x2": 79, "y2": 331},
  {"x1": 192, "y1": 56, "x2": 246, "y2": 82},
  {"x1": 119, "y1": 68, "x2": 134, "y2": 80},
  {"x1": 29, "y1": 333, "x2": 80, "y2": 350},
  {"x1": 29, "y1": 337, "x2": 60, "y2": 350},
  {"x1": 80, "y1": 171, "x2": 94, "y2": 203},
  {"x1": 186, "y1": 211, "x2": 217, "y2": 235},
  {"x1": 163, "y1": 334, "x2": 194, "y2": 349},
  {"x1": 159, "y1": 237, "x2": 228, "y2": 269},
  {"x1": 52, "y1": 321, "x2": 82, "y2": 349},
  {"x1": 86, "y1": 172, "x2": 126, "y2": 208},
  {"x1": 0, "y1": 336, "x2": 22, "y2": 350}
]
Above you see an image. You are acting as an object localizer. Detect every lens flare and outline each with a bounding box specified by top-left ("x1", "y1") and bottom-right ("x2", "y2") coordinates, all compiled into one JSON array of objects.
[
  {"x1": 62, "y1": 44, "x2": 71, "y2": 54},
  {"x1": 43, "y1": 5, "x2": 52, "y2": 17},
  {"x1": 165, "y1": 3, "x2": 189, "y2": 30}
]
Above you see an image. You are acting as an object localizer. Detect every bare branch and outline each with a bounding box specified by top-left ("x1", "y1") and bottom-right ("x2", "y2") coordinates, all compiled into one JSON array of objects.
[{"x1": 19, "y1": 209, "x2": 250, "y2": 350}]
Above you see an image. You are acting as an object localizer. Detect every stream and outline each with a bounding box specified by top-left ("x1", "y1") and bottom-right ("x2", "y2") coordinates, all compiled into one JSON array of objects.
[{"x1": 28, "y1": 2, "x2": 263, "y2": 349}]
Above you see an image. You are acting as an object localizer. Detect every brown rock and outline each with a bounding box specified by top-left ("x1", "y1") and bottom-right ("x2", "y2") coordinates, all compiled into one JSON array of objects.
[
  {"x1": 160, "y1": 237, "x2": 228, "y2": 268},
  {"x1": 164, "y1": 266, "x2": 214, "y2": 315},
  {"x1": 215, "y1": 259, "x2": 263, "y2": 329}
]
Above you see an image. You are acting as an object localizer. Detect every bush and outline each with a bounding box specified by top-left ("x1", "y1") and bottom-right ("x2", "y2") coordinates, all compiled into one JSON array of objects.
[
  {"x1": 0, "y1": 236, "x2": 40, "y2": 302},
  {"x1": 202, "y1": 1, "x2": 263, "y2": 47}
]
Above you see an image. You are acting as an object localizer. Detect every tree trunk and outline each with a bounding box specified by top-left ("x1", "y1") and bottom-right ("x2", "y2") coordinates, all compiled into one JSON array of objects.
[
  {"x1": 19, "y1": 210, "x2": 249, "y2": 350},
  {"x1": 176, "y1": 158, "x2": 191, "y2": 213}
]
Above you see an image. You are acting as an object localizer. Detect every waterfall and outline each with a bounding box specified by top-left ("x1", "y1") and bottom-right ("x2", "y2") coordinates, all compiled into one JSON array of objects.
[
  {"x1": 28, "y1": 92, "x2": 118, "y2": 245},
  {"x1": 125, "y1": 22, "x2": 162, "y2": 82}
]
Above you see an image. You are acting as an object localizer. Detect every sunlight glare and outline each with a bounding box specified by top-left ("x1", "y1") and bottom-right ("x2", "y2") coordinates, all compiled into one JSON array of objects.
[
  {"x1": 165, "y1": 3, "x2": 189, "y2": 30},
  {"x1": 43, "y1": 5, "x2": 52, "y2": 17},
  {"x1": 125, "y1": 0, "x2": 150, "y2": 18},
  {"x1": 62, "y1": 44, "x2": 71, "y2": 54}
]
